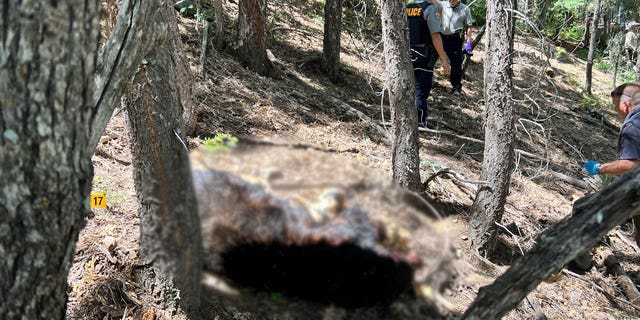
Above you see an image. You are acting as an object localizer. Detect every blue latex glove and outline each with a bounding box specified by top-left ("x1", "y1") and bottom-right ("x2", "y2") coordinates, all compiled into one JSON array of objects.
[
  {"x1": 583, "y1": 160, "x2": 600, "y2": 176},
  {"x1": 464, "y1": 40, "x2": 473, "y2": 53}
]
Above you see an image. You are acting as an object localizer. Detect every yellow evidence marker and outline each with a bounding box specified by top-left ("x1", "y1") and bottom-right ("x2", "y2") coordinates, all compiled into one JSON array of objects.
[{"x1": 90, "y1": 193, "x2": 107, "y2": 208}]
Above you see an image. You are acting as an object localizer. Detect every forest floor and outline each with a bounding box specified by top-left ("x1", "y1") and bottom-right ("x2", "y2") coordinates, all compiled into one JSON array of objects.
[{"x1": 67, "y1": 1, "x2": 640, "y2": 319}]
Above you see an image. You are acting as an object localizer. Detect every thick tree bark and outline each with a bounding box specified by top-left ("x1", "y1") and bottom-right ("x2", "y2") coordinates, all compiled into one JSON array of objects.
[
  {"x1": 0, "y1": 1, "x2": 100, "y2": 319},
  {"x1": 237, "y1": 0, "x2": 273, "y2": 76},
  {"x1": 90, "y1": 0, "x2": 165, "y2": 148},
  {"x1": 470, "y1": 0, "x2": 515, "y2": 255},
  {"x1": 380, "y1": 0, "x2": 421, "y2": 192},
  {"x1": 581, "y1": 10, "x2": 590, "y2": 47},
  {"x1": 462, "y1": 168, "x2": 640, "y2": 320},
  {"x1": 213, "y1": 0, "x2": 225, "y2": 50},
  {"x1": 322, "y1": 0, "x2": 343, "y2": 80},
  {"x1": 585, "y1": 0, "x2": 601, "y2": 94},
  {"x1": 124, "y1": 2, "x2": 202, "y2": 316},
  {"x1": 167, "y1": 5, "x2": 198, "y2": 136}
]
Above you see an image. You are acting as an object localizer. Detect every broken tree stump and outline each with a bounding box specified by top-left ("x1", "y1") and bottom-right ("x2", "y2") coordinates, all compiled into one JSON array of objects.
[{"x1": 190, "y1": 145, "x2": 455, "y2": 308}]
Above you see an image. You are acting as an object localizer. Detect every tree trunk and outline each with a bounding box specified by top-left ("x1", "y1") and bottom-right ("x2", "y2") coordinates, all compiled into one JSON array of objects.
[
  {"x1": 581, "y1": 10, "x2": 591, "y2": 47},
  {"x1": 124, "y1": 2, "x2": 203, "y2": 316},
  {"x1": 636, "y1": 48, "x2": 640, "y2": 82},
  {"x1": 462, "y1": 169, "x2": 640, "y2": 319},
  {"x1": 322, "y1": 0, "x2": 343, "y2": 80},
  {"x1": 585, "y1": 0, "x2": 601, "y2": 94},
  {"x1": 214, "y1": 0, "x2": 225, "y2": 50},
  {"x1": 238, "y1": 0, "x2": 273, "y2": 76},
  {"x1": 536, "y1": 0, "x2": 551, "y2": 28},
  {"x1": 380, "y1": 0, "x2": 422, "y2": 192},
  {"x1": 470, "y1": 0, "x2": 515, "y2": 256},
  {"x1": 90, "y1": 0, "x2": 166, "y2": 149},
  {"x1": 613, "y1": 33, "x2": 624, "y2": 87},
  {"x1": 0, "y1": 1, "x2": 100, "y2": 319},
  {"x1": 168, "y1": 4, "x2": 198, "y2": 136}
]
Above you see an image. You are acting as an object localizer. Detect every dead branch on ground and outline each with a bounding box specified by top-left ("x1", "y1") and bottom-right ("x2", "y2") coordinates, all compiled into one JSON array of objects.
[
  {"x1": 461, "y1": 169, "x2": 640, "y2": 319},
  {"x1": 604, "y1": 251, "x2": 640, "y2": 307}
]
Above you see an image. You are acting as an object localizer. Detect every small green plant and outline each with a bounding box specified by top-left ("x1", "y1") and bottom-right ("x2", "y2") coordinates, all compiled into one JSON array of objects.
[
  {"x1": 179, "y1": 2, "x2": 197, "y2": 17},
  {"x1": 179, "y1": 2, "x2": 215, "y2": 22},
  {"x1": 90, "y1": 176, "x2": 127, "y2": 210},
  {"x1": 421, "y1": 160, "x2": 442, "y2": 183},
  {"x1": 595, "y1": 60, "x2": 610, "y2": 72},
  {"x1": 581, "y1": 94, "x2": 604, "y2": 111},
  {"x1": 267, "y1": 291, "x2": 283, "y2": 301},
  {"x1": 421, "y1": 160, "x2": 440, "y2": 169},
  {"x1": 202, "y1": 132, "x2": 238, "y2": 153},
  {"x1": 600, "y1": 174, "x2": 614, "y2": 186},
  {"x1": 553, "y1": 47, "x2": 567, "y2": 59},
  {"x1": 620, "y1": 70, "x2": 636, "y2": 84}
]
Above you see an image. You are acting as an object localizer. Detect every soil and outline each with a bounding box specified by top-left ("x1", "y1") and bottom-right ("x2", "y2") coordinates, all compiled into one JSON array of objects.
[{"x1": 67, "y1": 1, "x2": 640, "y2": 319}]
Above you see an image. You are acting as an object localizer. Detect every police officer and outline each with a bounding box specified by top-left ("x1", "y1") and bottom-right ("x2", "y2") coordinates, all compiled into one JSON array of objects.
[
  {"x1": 624, "y1": 22, "x2": 639, "y2": 67},
  {"x1": 407, "y1": 0, "x2": 450, "y2": 127},
  {"x1": 438, "y1": 0, "x2": 472, "y2": 95}
]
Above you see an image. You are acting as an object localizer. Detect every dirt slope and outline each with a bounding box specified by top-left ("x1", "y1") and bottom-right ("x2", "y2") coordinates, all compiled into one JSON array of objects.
[{"x1": 67, "y1": 1, "x2": 640, "y2": 319}]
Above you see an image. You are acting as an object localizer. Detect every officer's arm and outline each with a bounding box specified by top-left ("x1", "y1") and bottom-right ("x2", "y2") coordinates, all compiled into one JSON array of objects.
[
  {"x1": 599, "y1": 159, "x2": 640, "y2": 176},
  {"x1": 431, "y1": 33, "x2": 450, "y2": 75}
]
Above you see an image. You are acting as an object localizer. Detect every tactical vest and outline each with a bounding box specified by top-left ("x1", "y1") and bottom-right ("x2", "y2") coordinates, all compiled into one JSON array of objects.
[{"x1": 406, "y1": 1, "x2": 432, "y2": 46}]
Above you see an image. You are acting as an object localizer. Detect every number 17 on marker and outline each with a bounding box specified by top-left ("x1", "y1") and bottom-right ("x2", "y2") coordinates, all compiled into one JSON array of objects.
[{"x1": 90, "y1": 193, "x2": 107, "y2": 208}]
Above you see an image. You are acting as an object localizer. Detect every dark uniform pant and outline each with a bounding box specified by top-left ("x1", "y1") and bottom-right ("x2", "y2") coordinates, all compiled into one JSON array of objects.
[
  {"x1": 411, "y1": 46, "x2": 437, "y2": 123},
  {"x1": 443, "y1": 33, "x2": 464, "y2": 91}
]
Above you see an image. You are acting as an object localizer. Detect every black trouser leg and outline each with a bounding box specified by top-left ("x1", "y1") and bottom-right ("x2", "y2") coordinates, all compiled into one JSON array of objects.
[{"x1": 443, "y1": 36, "x2": 464, "y2": 90}]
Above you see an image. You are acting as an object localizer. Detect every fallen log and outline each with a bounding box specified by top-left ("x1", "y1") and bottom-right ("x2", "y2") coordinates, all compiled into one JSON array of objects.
[
  {"x1": 190, "y1": 146, "x2": 455, "y2": 309},
  {"x1": 461, "y1": 167, "x2": 640, "y2": 319}
]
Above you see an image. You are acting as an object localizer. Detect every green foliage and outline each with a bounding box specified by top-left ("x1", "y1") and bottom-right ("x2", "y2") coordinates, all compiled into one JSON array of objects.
[
  {"x1": 615, "y1": 0, "x2": 640, "y2": 22},
  {"x1": 550, "y1": 0, "x2": 583, "y2": 12},
  {"x1": 572, "y1": 46, "x2": 590, "y2": 60},
  {"x1": 557, "y1": 24, "x2": 584, "y2": 43},
  {"x1": 179, "y1": 2, "x2": 197, "y2": 17},
  {"x1": 179, "y1": 1, "x2": 216, "y2": 22},
  {"x1": 267, "y1": 292, "x2": 283, "y2": 301},
  {"x1": 600, "y1": 174, "x2": 614, "y2": 186},
  {"x1": 421, "y1": 160, "x2": 441, "y2": 182},
  {"x1": 467, "y1": 0, "x2": 486, "y2": 26},
  {"x1": 595, "y1": 60, "x2": 610, "y2": 72},
  {"x1": 421, "y1": 160, "x2": 440, "y2": 169},
  {"x1": 202, "y1": 132, "x2": 238, "y2": 153},
  {"x1": 553, "y1": 47, "x2": 567, "y2": 59},
  {"x1": 581, "y1": 94, "x2": 605, "y2": 111},
  {"x1": 269, "y1": 11, "x2": 280, "y2": 45},
  {"x1": 91, "y1": 176, "x2": 126, "y2": 209},
  {"x1": 619, "y1": 70, "x2": 636, "y2": 83}
]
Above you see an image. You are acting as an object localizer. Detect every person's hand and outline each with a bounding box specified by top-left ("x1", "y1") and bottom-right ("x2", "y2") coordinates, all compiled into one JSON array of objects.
[
  {"x1": 441, "y1": 59, "x2": 451, "y2": 78},
  {"x1": 583, "y1": 160, "x2": 600, "y2": 176},
  {"x1": 464, "y1": 40, "x2": 473, "y2": 53}
]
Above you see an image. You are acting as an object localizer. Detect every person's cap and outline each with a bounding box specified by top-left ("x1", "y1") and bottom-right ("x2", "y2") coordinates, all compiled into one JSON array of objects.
[{"x1": 627, "y1": 22, "x2": 640, "y2": 30}]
